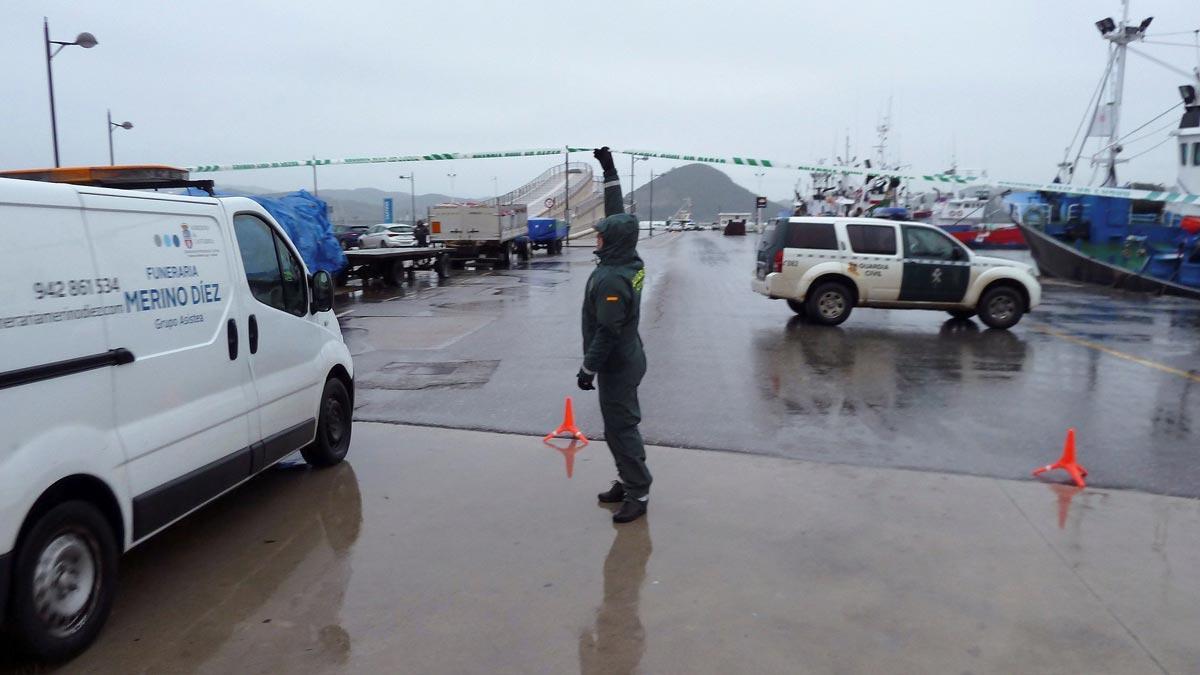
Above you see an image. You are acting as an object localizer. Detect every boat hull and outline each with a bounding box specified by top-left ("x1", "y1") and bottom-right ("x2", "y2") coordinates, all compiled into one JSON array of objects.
[{"x1": 1015, "y1": 221, "x2": 1200, "y2": 300}]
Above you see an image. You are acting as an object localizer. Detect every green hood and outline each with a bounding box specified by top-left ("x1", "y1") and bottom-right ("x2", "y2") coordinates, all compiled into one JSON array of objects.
[{"x1": 594, "y1": 214, "x2": 641, "y2": 265}]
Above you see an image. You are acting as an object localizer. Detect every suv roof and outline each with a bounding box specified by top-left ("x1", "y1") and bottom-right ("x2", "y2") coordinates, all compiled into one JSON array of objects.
[{"x1": 781, "y1": 216, "x2": 926, "y2": 227}]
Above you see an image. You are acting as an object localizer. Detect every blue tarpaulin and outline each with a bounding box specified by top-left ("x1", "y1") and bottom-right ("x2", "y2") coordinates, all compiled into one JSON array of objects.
[
  {"x1": 184, "y1": 188, "x2": 347, "y2": 273},
  {"x1": 249, "y1": 191, "x2": 347, "y2": 274}
]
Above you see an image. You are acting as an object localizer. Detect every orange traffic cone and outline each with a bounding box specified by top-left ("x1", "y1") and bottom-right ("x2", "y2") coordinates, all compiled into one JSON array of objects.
[
  {"x1": 544, "y1": 396, "x2": 588, "y2": 445},
  {"x1": 1032, "y1": 428, "x2": 1088, "y2": 488}
]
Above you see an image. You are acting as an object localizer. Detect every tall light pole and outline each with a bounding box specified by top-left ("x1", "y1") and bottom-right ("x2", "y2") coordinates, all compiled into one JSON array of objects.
[
  {"x1": 446, "y1": 173, "x2": 457, "y2": 204},
  {"x1": 754, "y1": 171, "x2": 766, "y2": 230},
  {"x1": 106, "y1": 109, "x2": 133, "y2": 166},
  {"x1": 44, "y1": 18, "x2": 98, "y2": 167},
  {"x1": 398, "y1": 174, "x2": 416, "y2": 223},
  {"x1": 647, "y1": 169, "x2": 654, "y2": 238},
  {"x1": 630, "y1": 155, "x2": 648, "y2": 216}
]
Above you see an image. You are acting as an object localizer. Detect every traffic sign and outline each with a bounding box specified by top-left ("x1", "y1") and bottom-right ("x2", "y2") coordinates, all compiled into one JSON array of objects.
[
  {"x1": 755, "y1": 196, "x2": 767, "y2": 209},
  {"x1": 383, "y1": 197, "x2": 394, "y2": 223}
]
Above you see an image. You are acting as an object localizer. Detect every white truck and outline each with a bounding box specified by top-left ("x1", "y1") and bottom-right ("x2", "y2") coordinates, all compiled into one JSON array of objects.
[{"x1": 428, "y1": 203, "x2": 528, "y2": 267}]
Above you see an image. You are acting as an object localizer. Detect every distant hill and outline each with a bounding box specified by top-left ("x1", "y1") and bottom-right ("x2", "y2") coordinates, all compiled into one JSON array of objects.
[
  {"x1": 628, "y1": 164, "x2": 789, "y2": 223},
  {"x1": 219, "y1": 184, "x2": 457, "y2": 225}
]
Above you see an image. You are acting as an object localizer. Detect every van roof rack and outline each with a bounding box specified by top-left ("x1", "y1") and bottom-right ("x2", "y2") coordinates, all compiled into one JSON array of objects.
[{"x1": 0, "y1": 165, "x2": 215, "y2": 196}]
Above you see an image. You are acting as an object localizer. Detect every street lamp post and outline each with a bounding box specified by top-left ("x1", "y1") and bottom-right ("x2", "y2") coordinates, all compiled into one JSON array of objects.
[
  {"x1": 106, "y1": 109, "x2": 133, "y2": 165},
  {"x1": 43, "y1": 18, "x2": 98, "y2": 167},
  {"x1": 648, "y1": 169, "x2": 654, "y2": 238},
  {"x1": 446, "y1": 173, "x2": 457, "y2": 204},
  {"x1": 754, "y1": 171, "x2": 766, "y2": 230},
  {"x1": 398, "y1": 174, "x2": 416, "y2": 224},
  {"x1": 630, "y1": 155, "x2": 648, "y2": 217}
]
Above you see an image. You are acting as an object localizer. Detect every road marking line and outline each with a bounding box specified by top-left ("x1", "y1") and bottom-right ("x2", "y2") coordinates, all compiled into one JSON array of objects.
[
  {"x1": 1034, "y1": 324, "x2": 1200, "y2": 383},
  {"x1": 336, "y1": 309, "x2": 356, "y2": 318}
]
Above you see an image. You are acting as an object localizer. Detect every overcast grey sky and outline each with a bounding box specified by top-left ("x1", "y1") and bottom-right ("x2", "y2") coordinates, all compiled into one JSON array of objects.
[{"x1": 3, "y1": 1, "x2": 1198, "y2": 200}]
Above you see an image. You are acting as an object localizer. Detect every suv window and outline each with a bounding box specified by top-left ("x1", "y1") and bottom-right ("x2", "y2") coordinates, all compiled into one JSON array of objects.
[
  {"x1": 234, "y1": 214, "x2": 308, "y2": 317},
  {"x1": 785, "y1": 221, "x2": 838, "y2": 250},
  {"x1": 847, "y1": 224, "x2": 897, "y2": 255},
  {"x1": 902, "y1": 225, "x2": 960, "y2": 260}
]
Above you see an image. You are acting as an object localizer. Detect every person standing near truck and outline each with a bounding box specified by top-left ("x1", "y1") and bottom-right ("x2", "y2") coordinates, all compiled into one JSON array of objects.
[
  {"x1": 414, "y1": 219, "x2": 430, "y2": 247},
  {"x1": 577, "y1": 147, "x2": 650, "y2": 524}
]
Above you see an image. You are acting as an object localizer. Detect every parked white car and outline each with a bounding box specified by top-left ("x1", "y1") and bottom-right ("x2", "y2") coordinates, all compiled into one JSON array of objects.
[
  {"x1": 0, "y1": 172, "x2": 354, "y2": 660},
  {"x1": 752, "y1": 216, "x2": 1041, "y2": 328},
  {"x1": 359, "y1": 223, "x2": 416, "y2": 248}
]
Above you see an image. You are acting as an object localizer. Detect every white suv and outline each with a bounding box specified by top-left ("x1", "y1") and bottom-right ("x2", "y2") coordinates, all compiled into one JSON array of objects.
[{"x1": 752, "y1": 217, "x2": 1041, "y2": 329}]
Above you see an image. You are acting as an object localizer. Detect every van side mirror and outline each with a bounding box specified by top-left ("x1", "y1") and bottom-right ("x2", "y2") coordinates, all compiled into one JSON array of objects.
[{"x1": 311, "y1": 270, "x2": 334, "y2": 313}]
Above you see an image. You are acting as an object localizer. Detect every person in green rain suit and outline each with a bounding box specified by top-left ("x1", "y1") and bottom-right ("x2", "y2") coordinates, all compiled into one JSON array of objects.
[{"x1": 578, "y1": 147, "x2": 650, "y2": 524}]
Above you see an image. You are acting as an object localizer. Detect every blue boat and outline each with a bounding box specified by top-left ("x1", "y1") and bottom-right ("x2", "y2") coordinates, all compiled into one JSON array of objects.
[{"x1": 1007, "y1": 5, "x2": 1200, "y2": 299}]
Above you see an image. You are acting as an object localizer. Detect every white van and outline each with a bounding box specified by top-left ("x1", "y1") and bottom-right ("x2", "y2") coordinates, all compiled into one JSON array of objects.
[{"x1": 0, "y1": 169, "x2": 354, "y2": 660}]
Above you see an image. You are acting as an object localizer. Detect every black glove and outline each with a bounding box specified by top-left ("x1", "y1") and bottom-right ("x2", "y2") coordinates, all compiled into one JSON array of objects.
[
  {"x1": 593, "y1": 146, "x2": 617, "y2": 173},
  {"x1": 576, "y1": 368, "x2": 596, "y2": 391}
]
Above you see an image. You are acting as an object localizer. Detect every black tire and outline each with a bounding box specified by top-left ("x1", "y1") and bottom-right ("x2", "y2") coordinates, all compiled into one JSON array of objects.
[
  {"x1": 9, "y1": 501, "x2": 119, "y2": 662},
  {"x1": 436, "y1": 254, "x2": 450, "y2": 280},
  {"x1": 302, "y1": 378, "x2": 353, "y2": 467},
  {"x1": 786, "y1": 298, "x2": 808, "y2": 318},
  {"x1": 947, "y1": 309, "x2": 975, "y2": 320},
  {"x1": 500, "y1": 242, "x2": 514, "y2": 268},
  {"x1": 978, "y1": 285, "x2": 1024, "y2": 329},
  {"x1": 385, "y1": 260, "x2": 406, "y2": 287},
  {"x1": 805, "y1": 281, "x2": 854, "y2": 326}
]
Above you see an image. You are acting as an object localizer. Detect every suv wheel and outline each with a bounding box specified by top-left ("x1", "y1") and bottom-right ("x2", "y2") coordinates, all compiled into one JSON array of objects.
[
  {"x1": 10, "y1": 501, "x2": 118, "y2": 662},
  {"x1": 805, "y1": 282, "x2": 853, "y2": 326},
  {"x1": 978, "y1": 286, "x2": 1024, "y2": 329},
  {"x1": 786, "y1": 299, "x2": 808, "y2": 318}
]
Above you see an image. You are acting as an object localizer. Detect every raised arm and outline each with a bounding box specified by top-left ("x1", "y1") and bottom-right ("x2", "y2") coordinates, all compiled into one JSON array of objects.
[{"x1": 593, "y1": 147, "x2": 625, "y2": 217}]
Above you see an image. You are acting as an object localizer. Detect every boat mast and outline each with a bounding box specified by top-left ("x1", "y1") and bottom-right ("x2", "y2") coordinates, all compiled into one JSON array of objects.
[
  {"x1": 1095, "y1": 0, "x2": 1152, "y2": 185},
  {"x1": 1106, "y1": 1, "x2": 1131, "y2": 185}
]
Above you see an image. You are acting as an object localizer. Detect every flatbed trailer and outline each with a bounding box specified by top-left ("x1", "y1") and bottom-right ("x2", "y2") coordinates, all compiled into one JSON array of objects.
[{"x1": 338, "y1": 246, "x2": 451, "y2": 288}]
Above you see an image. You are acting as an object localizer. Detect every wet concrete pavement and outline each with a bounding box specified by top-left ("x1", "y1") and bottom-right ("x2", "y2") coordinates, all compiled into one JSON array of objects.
[
  {"x1": 347, "y1": 231, "x2": 1200, "y2": 498},
  {"x1": 6, "y1": 423, "x2": 1197, "y2": 673}
]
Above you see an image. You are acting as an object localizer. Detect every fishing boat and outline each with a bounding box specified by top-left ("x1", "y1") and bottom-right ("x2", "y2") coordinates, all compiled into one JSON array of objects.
[{"x1": 1009, "y1": 1, "x2": 1200, "y2": 299}]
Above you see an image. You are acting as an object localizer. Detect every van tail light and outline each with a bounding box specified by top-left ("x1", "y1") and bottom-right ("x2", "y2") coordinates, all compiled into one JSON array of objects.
[{"x1": 773, "y1": 249, "x2": 784, "y2": 273}]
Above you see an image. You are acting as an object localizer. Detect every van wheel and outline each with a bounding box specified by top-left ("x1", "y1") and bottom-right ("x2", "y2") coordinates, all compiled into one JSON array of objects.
[
  {"x1": 805, "y1": 282, "x2": 853, "y2": 326},
  {"x1": 978, "y1": 286, "x2": 1023, "y2": 329},
  {"x1": 302, "y1": 378, "x2": 353, "y2": 467},
  {"x1": 786, "y1": 299, "x2": 808, "y2": 318},
  {"x1": 10, "y1": 501, "x2": 118, "y2": 662},
  {"x1": 948, "y1": 309, "x2": 975, "y2": 320}
]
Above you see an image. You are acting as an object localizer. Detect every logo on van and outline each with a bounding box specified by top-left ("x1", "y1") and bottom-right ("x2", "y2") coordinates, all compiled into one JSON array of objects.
[{"x1": 181, "y1": 224, "x2": 194, "y2": 249}]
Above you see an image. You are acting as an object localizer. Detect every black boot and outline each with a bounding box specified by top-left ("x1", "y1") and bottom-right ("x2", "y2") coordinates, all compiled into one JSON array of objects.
[
  {"x1": 613, "y1": 498, "x2": 647, "y2": 523},
  {"x1": 597, "y1": 481, "x2": 626, "y2": 504}
]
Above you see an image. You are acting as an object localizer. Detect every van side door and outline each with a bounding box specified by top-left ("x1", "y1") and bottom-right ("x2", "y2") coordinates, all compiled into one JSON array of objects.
[
  {"x1": 230, "y1": 212, "x2": 326, "y2": 461},
  {"x1": 899, "y1": 225, "x2": 970, "y2": 303},
  {"x1": 80, "y1": 192, "x2": 257, "y2": 542}
]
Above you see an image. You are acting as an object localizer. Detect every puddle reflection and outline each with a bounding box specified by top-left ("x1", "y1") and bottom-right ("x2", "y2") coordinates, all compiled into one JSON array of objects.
[
  {"x1": 579, "y1": 520, "x2": 653, "y2": 675},
  {"x1": 544, "y1": 438, "x2": 587, "y2": 478}
]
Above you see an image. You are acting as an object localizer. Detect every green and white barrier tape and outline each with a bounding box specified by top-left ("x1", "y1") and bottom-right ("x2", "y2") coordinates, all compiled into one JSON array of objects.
[
  {"x1": 188, "y1": 147, "x2": 571, "y2": 173},
  {"x1": 185, "y1": 145, "x2": 1197, "y2": 204}
]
